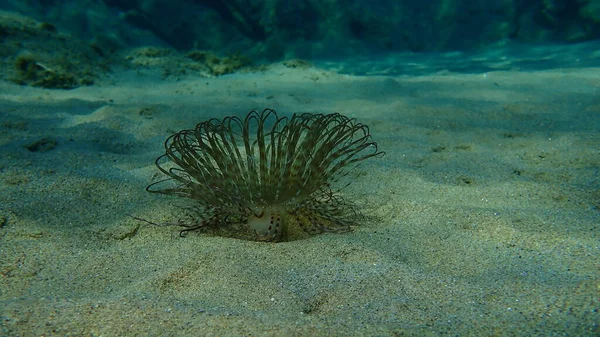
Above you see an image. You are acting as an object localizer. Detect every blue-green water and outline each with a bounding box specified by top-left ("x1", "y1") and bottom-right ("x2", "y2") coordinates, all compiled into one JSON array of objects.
[{"x1": 0, "y1": 1, "x2": 598, "y2": 336}]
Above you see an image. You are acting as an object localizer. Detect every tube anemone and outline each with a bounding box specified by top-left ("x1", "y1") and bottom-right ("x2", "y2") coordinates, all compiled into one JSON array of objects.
[{"x1": 147, "y1": 108, "x2": 384, "y2": 242}]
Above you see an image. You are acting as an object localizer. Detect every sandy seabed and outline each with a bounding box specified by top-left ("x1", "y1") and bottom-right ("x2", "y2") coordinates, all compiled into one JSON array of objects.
[{"x1": 0, "y1": 63, "x2": 598, "y2": 336}]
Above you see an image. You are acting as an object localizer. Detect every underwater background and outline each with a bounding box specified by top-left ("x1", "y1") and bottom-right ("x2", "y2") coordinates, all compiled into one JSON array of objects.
[{"x1": 0, "y1": 0, "x2": 598, "y2": 336}]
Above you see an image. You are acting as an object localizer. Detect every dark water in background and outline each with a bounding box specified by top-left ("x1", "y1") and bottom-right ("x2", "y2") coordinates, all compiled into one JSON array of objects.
[{"x1": 1, "y1": 0, "x2": 599, "y2": 75}]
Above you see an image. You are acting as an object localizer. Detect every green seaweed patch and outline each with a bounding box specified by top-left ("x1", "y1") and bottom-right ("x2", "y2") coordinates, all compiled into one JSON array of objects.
[
  {"x1": 0, "y1": 12, "x2": 100, "y2": 89},
  {"x1": 10, "y1": 53, "x2": 93, "y2": 89},
  {"x1": 186, "y1": 50, "x2": 252, "y2": 76},
  {"x1": 124, "y1": 47, "x2": 254, "y2": 78},
  {"x1": 133, "y1": 46, "x2": 173, "y2": 58},
  {"x1": 124, "y1": 47, "x2": 174, "y2": 68}
]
